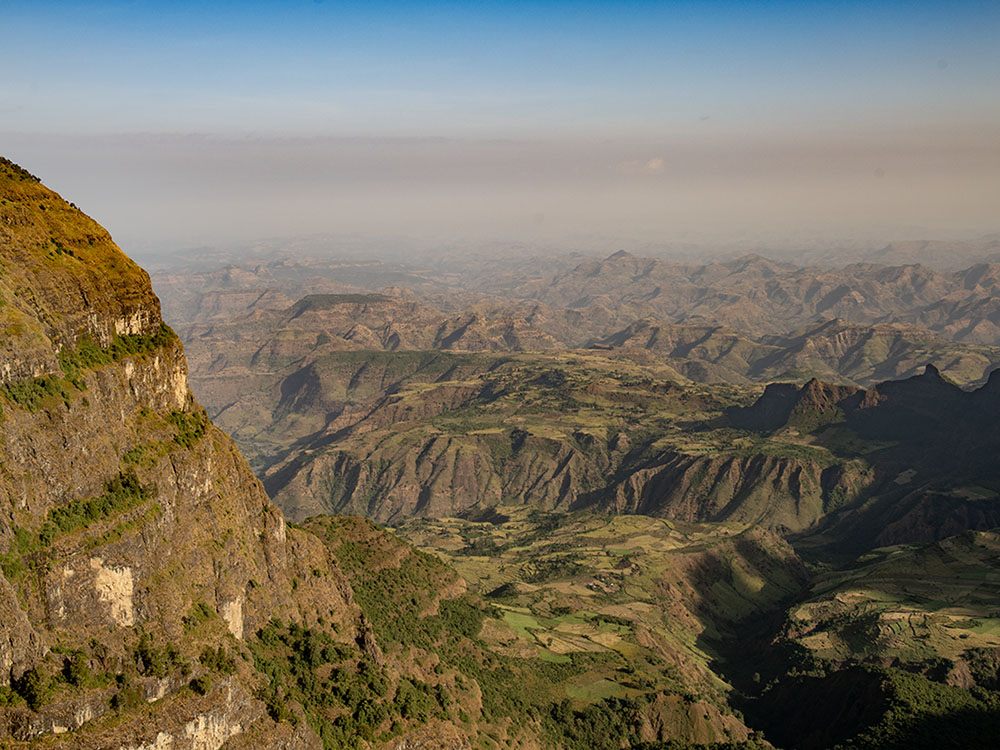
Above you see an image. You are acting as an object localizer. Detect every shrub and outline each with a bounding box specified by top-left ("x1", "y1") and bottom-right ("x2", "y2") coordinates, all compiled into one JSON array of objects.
[
  {"x1": 62, "y1": 651, "x2": 90, "y2": 687},
  {"x1": 0, "y1": 157, "x2": 40, "y2": 182},
  {"x1": 189, "y1": 676, "x2": 213, "y2": 695},
  {"x1": 44, "y1": 469, "x2": 153, "y2": 541},
  {"x1": 183, "y1": 601, "x2": 216, "y2": 632},
  {"x1": 136, "y1": 633, "x2": 170, "y2": 678},
  {"x1": 14, "y1": 668, "x2": 52, "y2": 711},
  {"x1": 0, "y1": 374, "x2": 71, "y2": 411},
  {"x1": 169, "y1": 409, "x2": 209, "y2": 449},
  {"x1": 110, "y1": 674, "x2": 144, "y2": 711},
  {"x1": 199, "y1": 646, "x2": 236, "y2": 675}
]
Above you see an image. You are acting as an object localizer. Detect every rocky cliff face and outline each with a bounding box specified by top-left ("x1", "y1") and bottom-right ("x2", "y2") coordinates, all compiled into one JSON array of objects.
[
  {"x1": 599, "y1": 450, "x2": 874, "y2": 533},
  {"x1": 729, "y1": 364, "x2": 1000, "y2": 548},
  {"x1": 0, "y1": 158, "x2": 363, "y2": 747}
]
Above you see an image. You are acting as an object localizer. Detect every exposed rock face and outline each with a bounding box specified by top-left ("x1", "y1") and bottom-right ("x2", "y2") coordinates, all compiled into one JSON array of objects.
[
  {"x1": 733, "y1": 362, "x2": 1000, "y2": 463},
  {"x1": 0, "y1": 157, "x2": 360, "y2": 747},
  {"x1": 729, "y1": 364, "x2": 1000, "y2": 547},
  {"x1": 728, "y1": 378, "x2": 862, "y2": 432},
  {"x1": 601, "y1": 451, "x2": 873, "y2": 532},
  {"x1": 267, "y1": 429, "x2": 613, "y2": 523},
  {"x1": 271, "y1": 426, "x2": 876, "y2": 534}
]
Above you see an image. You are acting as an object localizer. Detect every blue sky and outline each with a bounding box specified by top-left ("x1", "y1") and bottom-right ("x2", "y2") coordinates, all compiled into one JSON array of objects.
[
  {"x1": 2, "y1": 1, "x2": 998, "y2": 252},
  {"x1": 5, "y1": 0, "x2": 997, "y2": 136}
]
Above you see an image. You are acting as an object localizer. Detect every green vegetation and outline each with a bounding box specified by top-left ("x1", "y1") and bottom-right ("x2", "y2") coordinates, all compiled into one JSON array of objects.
[
  {"x1": 0, "y1": 156, "x2": 41, "y2": 182},
  {"x1": 182, "y1": 601, "x2": 217, "y2": 632},
  {"x1": 110, "y1": 322, "x2": 178, "y2": 359},
  {"x1": 169, "y1": 409, "x2": 209, "y2": 448},
  {"x1": 136, "y1": 632, "x2": 183, "y2": 678},
  {"x1": 300, "y1": 514, "x2": 781, "y2": 747},
  {"x1": 199, "y1": 645, "x2": 237, "y2": 675},
  {"x1": 542, "y1": 697, "x2": 768, "y2": 750},
  {"x1": 58, "y1": 336, "x2": 114, "y2": 388},
  {"x1": 59, "y1": 322, "x2": 178, "y2": 384},
  {"x1": 40, "y1": 469, "x2": 153, "y2": 545},
  {"x1": 61, "y1": 650, "x2": 90, "y2": 687},
  {"x1": 786, "y1": 531, "x2": 1000, "y2": 667},
  {"x1": 1, "y1": 373, "x2": 73, "y2": 411},
  {"x1": 1, "y1": 470, "x2": 155, "y2": 580},
  {"x1": 2, "y1": 641, "x2": 126, "y2": 712},
  {"x1": 755, "y1": 665, "x2": 1000, "y2": 750},
  {"x1": 188, "y1": 675, "x2": 213, "y2": 696},
  {"x1": 0, "y1": 624, "x2": 218, "y2": 715},
  {"x1": 0, "y1": 322, "x2": 177, "y2": 411},
  {"x1": 250, "y1": 619, "x2": 450, "y2": 748},
  {"x1": 109, "y1": 675, "x2": 145, "y2": 711}
]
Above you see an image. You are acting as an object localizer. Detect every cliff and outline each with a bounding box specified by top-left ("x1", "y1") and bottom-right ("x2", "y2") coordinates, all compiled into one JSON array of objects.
[{"x1": 0, "y1": 157, "x2": 364, "y2": 747}]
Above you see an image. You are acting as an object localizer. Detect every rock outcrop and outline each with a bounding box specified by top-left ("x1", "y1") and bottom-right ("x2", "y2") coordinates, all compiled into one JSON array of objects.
[{"x1": 0, "y1": 157, "x2": 361, "y2": 747}]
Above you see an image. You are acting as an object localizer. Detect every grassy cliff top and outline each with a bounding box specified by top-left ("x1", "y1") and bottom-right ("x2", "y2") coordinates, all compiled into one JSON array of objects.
[{"x1": 0, "y1": 156, "x2": 161, "y2": 359}]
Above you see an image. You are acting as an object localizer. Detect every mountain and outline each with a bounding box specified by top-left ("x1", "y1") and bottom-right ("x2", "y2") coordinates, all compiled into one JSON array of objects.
[
  {"x1": 153, "y1": 250, "x2": 1000, "y2": 442},
  {"x1": 157, "y1": 281, "x2": 998, "y2": 503},
  {"x1": 729, "y1": 366, "x2": 1000, "y2": 549},
  {"x1": 868, "y1": 236, "x2": 1000, "y2": 270},
  {"x1": 0, "y1": 157, "x2": 374, "y2": 747},
  {"x1": 593, "y1": 317, "x2": 1000, "y2": 387},
  {"x1": 9, "y1": 156, "x2": 1000, "y2": 748},
  {"x1": 3, "y1": 158, "x2": 640, "y2": 749},
  {"x1": 0, "y1": 156, "x2": 791, "y2": 750},
  {"x1": 153, "y1": 246, "x2": 1000, "y2": 347},
  {"x1": 181, "y1": 291, "x2": 564, "y2": 378},
  {"x1": 485, "y1": 251, "x2": 1000, "y2": 347},
  {"x1": 252, "y1": 349, "x2": 869, "y2": 530}
]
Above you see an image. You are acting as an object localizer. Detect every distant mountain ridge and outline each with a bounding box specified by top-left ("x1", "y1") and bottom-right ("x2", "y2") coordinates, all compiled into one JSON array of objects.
[
  {"x1": 593, "y1": 316, "x2": 1000, "y2": 387},
  {"x1": 502, "y1": 250, "x2": 1000, "y2": 346}
]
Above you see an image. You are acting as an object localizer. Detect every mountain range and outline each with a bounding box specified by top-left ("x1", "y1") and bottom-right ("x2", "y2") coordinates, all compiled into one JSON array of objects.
[{"x1": 5, "y1": 157, "x2": 1000, "y2": 749}]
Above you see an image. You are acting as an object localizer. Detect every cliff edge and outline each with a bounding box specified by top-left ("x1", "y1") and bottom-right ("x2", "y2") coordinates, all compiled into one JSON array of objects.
[{"x1": 0, "y1": 157, "x2": 361, "y2": 748}]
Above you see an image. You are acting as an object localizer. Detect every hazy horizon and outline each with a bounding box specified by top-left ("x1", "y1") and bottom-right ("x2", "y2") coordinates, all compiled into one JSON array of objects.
[{"x1": 3, "y1": 1, "x2": 998, "y2": 258}]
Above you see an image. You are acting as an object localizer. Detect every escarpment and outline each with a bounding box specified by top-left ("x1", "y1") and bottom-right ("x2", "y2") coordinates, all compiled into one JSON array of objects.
[
  {"x1": 0, "y1": 158, "x2": 362, "y2": 747},
  {"x1": 0, "y1": 158, "x2": 160, "y2": 382},
  {"x1": 599, "y1": 451, "x2": 874, "y2": 532}
]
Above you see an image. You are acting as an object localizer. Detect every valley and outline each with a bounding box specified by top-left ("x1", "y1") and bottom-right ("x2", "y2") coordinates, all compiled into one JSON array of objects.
[
  {"x1": 148, "y1": 235, "x2": 1000, "y2": 748},
  {"x1": 3, "y1": 156, "x2": 1000, "y2": 749}
]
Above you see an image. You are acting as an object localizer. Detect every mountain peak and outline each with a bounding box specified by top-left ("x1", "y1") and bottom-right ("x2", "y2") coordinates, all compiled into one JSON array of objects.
[
  {"x1": 0, "y1": 157, "x2": 363, "y2": 748},
  {"x1": 607, "y1": 249, "x2": 635, "y2": 261}
]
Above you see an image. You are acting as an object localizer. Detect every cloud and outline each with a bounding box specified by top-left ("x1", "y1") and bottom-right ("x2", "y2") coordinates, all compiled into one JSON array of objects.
[
  {"x1": 616, "y1": 156, "x2": 665, "y2": 176},
  {"x1": 642, "y1": 156, "x2": 665, "y2": 174}
]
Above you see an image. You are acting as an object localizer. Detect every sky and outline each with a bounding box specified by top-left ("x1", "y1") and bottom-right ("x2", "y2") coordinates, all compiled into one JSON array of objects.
[{"x1": 2, "y1": 0, "x2": 998, "y2": 257}]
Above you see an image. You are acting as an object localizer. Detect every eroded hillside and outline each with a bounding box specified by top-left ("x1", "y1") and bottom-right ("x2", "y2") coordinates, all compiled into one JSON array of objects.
[{"x1": 0, "y1": 157, "x2": 381, "y2": 747}]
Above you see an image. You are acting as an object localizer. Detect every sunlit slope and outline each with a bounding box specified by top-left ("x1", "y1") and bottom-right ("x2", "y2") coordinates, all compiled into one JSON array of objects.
[{"x1": 306, "y1": 511, "x2": 796, "y2": 748}]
